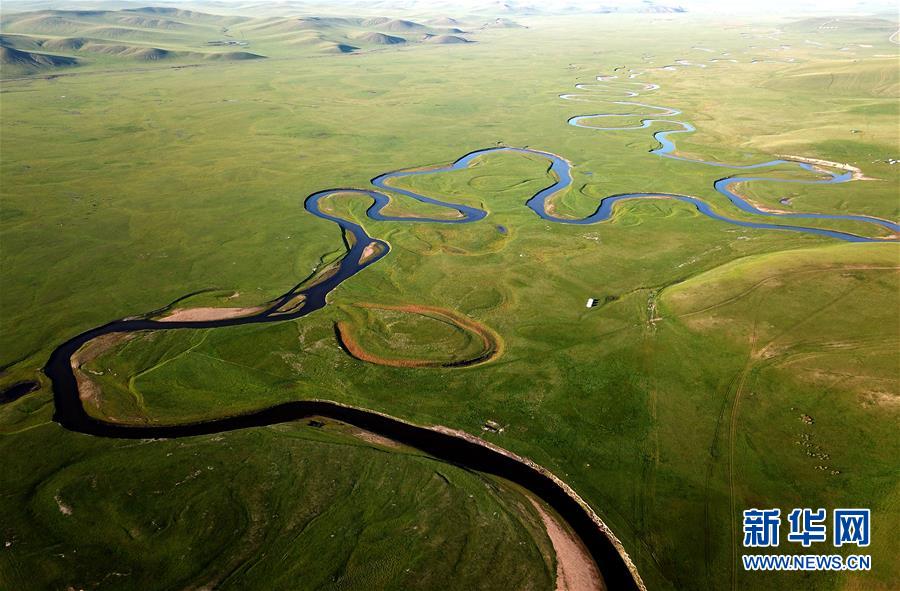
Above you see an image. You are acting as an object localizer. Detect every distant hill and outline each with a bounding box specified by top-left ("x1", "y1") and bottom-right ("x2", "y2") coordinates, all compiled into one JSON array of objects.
[
  {"x1": 114, "y1": 16, "x2": 187, "y2": 30},
  {"x1": 353, "y1": 32, "x2": 407, "y2": 45},
  {"x1": 317, "y1": 42, "x2": 358, "y2": 54},
  {"x1": 637, "y1": 5, "x2": 686, "y2": 13},
  {"x1": 69, "y1": 44, "x2": 188, "y2": 60},
  {"x1": 116, "y1": 46, "x2": 176, "y2": 60},
  {"x1": 429, "y1": 17, "x2": 461, "y2": 27},
  {"x1": 2, "y1": 14, "x2": 88, "y2": 35},
  {"x1": 244, "y1": 16, "x2": 363, "y2": 34},
  {"x1": 294, "y1": 16, "x2": 360, "y2": 28},
  {"x1": 423, "y1": 34, "x2": 470, "y2": 44},
  {"x1": 283, "y1": 31, "x2": 328, "y2": 46},
  {"x1": 0, "y1": 5, "x2": 482, "y2": 70},
  {"x1": 39, "y1": 36, "x2": 89, "y2": 51},
  {"x1": 362, "y1": 17, "x2": 391, "y2": 27},
  {"x1": 463, "y1": 0, "x2": 685, "y2": 15},
  {"x1": 482, "y1": 18, "x2": 526, "y2": 28},
  {"x1": 79, "y1": 26, "x2": 162, "y2": 41},
  {"x1": 0, "y1": 33, "x2": 44, "y2": 50},
  {"x1": 120, "y1": 7, "x2": 248, "y2": 25},
  {"x1": 0, "y1": 7, "x2": 246, "y2": 37},
  {"x1": 0, "y1": 28, "x2": 268, "y2": 76},
  {"x1": 121, "y1": 7, "x2": 197, "y2": 18},
  {"x1": 205, "y1": 51, "x2": 266, "y2": 60},
  {"x1": 381, "y1": 19, "x2": 426, "y2": 32},
  {"x1": 0, "y1": 45, "x2": 78, "y2": 73}
]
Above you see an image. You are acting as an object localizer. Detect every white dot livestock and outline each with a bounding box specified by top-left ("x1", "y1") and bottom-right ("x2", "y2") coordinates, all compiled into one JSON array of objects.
[{"x1": 43, "y1": 68, "x2": 899, "y2": 591}]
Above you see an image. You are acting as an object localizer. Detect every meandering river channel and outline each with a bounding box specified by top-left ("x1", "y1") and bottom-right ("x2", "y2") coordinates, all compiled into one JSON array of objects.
[{"x1": 37, "y1": 69, "x2": 900, "y2": 591}]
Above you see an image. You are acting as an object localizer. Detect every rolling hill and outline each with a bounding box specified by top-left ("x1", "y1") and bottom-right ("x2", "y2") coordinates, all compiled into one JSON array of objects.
[
  {"x1": 0, "y1": 44, "x2": 78, "y2": 74},
  {"x1": 353, "y1": 31, "x2": 407, "y2": 45},
  {"x1": 0, "y1": 8, "x2": 477, "y2": 78}
]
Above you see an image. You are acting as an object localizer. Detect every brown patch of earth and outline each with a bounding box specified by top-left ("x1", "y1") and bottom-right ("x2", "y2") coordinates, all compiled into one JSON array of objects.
[
  {"x1": 350, "y1": 427, "x2": 403, "y2": 449},
  {"x1": 779, "y1": 154, "x2": 879, "y2": 181},
  {"x1": 158, "y1": 306, "x2": 263, "y2": 322},
  {"x1": 359, "y1": 241, "x2": 385, "y2": 265},
  {"x1": 861, "y1": 390, "x2": 900, "y2": 408},
  {"x1": 71, "y1": 332, "x2": 134, "y2": 406},
  {"x1": 529, "y1": 497, "x2": 605, "y2": 591}
]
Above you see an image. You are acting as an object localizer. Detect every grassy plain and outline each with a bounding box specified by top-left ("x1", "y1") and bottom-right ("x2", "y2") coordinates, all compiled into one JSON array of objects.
[
  {"x1": 1, "y1": 9, "x2": 899, "y2": 591},
  {"x1": 0, "y1": 418, "x2": 556, "y2": 590}
]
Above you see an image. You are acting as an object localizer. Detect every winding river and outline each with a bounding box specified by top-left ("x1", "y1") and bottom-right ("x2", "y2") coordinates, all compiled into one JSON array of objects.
[
  {"x1": 36, "y1": 68, "x2": 900, "y2": 591},
  {"x1": 563, "y1": 74, "x2": 898, "y2": 241}
]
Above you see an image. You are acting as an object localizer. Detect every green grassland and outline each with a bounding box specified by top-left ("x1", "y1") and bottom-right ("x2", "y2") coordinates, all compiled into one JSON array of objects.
[
  {"x1": 0, "y1": 418, "x2": 556, "y2": 590},
  {"x1": 662, "y1": 243, "x2": 899, "y2": 590},
  {"x1": 1, "y1": 9, "x2": 899, "y2": 591}
]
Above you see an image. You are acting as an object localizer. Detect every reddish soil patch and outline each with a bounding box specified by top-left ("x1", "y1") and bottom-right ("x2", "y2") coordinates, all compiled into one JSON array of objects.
[{"x1": 335, "y1": 303, "x2": 503, "y2": 368}]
